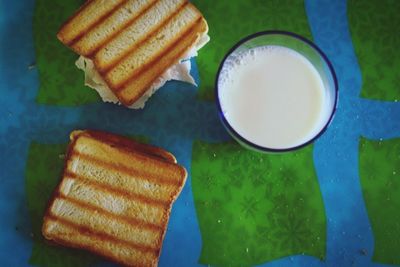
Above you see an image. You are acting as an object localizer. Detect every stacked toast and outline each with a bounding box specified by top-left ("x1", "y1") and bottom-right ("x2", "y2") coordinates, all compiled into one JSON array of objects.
[{"x1": 57, "y1": 0, "x2": 208, "y2": 106}]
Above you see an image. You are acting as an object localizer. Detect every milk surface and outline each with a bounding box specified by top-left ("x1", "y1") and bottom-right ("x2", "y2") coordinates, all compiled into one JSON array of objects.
[{"x1": 218, "y1": 45, "x2": 326, "y2": 149}]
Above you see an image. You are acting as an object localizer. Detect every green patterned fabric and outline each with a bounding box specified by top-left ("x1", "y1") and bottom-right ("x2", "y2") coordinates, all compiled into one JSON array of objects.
[
  {"x1": 191, "y1": 0, "x2": 312, "y2": 100},
  {"x1": 191, "y1": 141, "x2": 326, "y2": 266},
  {"x1": 348, "y1": 0, "x2": 400, "y2": 101},
  {"x1": 359, "y1": 138, "x2": 400, "y2": 265},
  {"x1": 188, "y1": 1, "x2": 325, "y2": 265},
  {"x1": 33, "y1": 0, "x2": 99, "y2": 106}
]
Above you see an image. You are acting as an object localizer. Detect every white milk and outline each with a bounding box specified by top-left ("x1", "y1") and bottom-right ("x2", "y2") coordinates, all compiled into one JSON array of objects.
[{"x1": 218, "y1": 45, "x2": 327, "y2": 149}]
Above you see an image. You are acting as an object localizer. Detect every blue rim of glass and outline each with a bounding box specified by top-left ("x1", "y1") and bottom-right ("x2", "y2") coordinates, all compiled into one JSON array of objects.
[{"x1": 215, "y1": 30, "x2": 339, "y2": 153}]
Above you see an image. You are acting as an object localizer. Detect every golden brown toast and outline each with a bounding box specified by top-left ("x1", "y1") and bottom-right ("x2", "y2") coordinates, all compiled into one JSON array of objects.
[
  {"x1": 70, "y1": 130, "x2": 177, "y2": 163},
  {"x1": 57, "y1": 0, "x2": 208, "y2": 106},
  {"x1": 42, "y1": 130, "x2": 187, "y2": 266}
]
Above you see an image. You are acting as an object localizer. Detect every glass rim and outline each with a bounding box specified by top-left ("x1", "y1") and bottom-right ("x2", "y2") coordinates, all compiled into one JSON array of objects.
[{"x1": 214, "y1": 30, "x2": 339, "y2": 153}]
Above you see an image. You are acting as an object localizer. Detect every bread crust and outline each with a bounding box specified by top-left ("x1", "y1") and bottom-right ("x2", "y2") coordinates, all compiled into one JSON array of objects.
[
  {"x1": 57, "y1": 0, "x2": 127, "y2": 46},
  {"x1": 72, "y1": 130, "x2": 177, "y2": 163},
  {"x1": 72, "y1": 0, "x2": 159, "y2": 57}
]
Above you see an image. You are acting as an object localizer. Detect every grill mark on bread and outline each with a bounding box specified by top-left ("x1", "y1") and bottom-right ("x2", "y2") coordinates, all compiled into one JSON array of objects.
[
  {"x1": 60, "y1": 175, "x2": 168, "y2": 226},
  {"x1": 97, "y1": 1, "x2": 189, "y2": 74},
  {"x1": 56, "y1": 194, "x2": 163, "y2": 231},
  {"x1": 103, "y1": 4, "x2": 200, "y2": 89},
  {"x1": 66, "y1": 154, "x2": 184, "y2": 203},
  {"x1": 92, "y1": 0, "x2": 187, "y2": 66},
  {"x1": 44, "y1": 215, "x2": 159, "y2": 254},
  {"x1": 56, "y1": 0, "x2": 97, "y2": 44},
  {"x1": 63, "y1": 171, "x2": 171, "y2": 207},
  {"x1": 71, "y1": 136, "x2": 186, "y2": 183},
  {"x1": 111, "y1": 16, "x2": 201, "y2": 92},
  {"x1": 118, "y1": 18, "x2": 205, "y2": 105},
  {"x1": 77, "y1": 130, "x2": 176, "y2": 163},
  {"x1": 72, "y1": 130, "x2": 176, "y2": 163},
  {"x1": 78, "y1": 0, "x2": 159, "y2": 57},
  {"x1": 43, "y1": 219, "x2": 157, "y2": 266},
  {"x1": 66, "y1": 1, "x2": 127, "y2": 46},
  {"x1": 69, "y1": 151, "x2": 183, "y2": 186},
  {"x1": 49, "y1": 198, "x2": 162, "y2": 249},
  {"x1": 65, "y1": 171, "x2": 171, "y2": 206},
  {"x1": 74, "y1": 133, "x2": 180, "y2": 169}
]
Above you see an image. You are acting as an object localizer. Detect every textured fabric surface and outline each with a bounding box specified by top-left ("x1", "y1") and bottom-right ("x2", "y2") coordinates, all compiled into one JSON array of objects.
[{"x1": 0, "y1": 0, "x2": 399, "y2": 266}]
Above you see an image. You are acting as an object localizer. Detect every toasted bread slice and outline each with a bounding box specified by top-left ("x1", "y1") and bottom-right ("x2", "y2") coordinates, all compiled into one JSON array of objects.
[
  {"x1": 42, "y1": 130, "x2": 187, "y2": 266},
  {"x1": 57, "y1": 0, "x2": 208, "y2": 106},
  {"x1": 57, "y1": 0, "x2": 127, "y2": 45}
]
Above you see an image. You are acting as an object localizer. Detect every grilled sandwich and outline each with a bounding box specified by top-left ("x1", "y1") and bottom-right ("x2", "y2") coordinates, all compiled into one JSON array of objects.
[
  {"x1": 57, "y1": 0, "x2": 209, "y2": 108},
  {"x1": 42, "y1": 130, "x2": 187, "y2": 266}
]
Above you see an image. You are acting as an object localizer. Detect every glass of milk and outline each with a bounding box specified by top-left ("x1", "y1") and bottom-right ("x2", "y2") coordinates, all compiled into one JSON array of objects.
[{"x1": 216, "y1": 31, "x2": 338, "y2": 153}]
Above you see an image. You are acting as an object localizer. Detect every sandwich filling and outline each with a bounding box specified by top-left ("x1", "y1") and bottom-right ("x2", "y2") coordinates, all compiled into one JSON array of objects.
[{"x1": 76, "y1": 33, "x2": 210, "y2": 109}]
